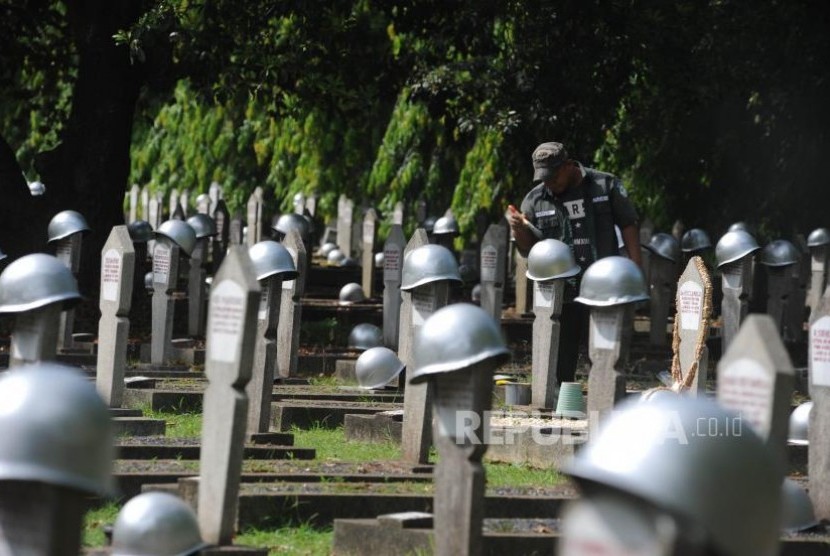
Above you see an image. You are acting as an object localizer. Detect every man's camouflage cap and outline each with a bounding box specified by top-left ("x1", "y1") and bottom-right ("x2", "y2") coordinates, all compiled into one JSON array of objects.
[{"x1": 532, "y1": 142, "x2": 568, "y2": 183}]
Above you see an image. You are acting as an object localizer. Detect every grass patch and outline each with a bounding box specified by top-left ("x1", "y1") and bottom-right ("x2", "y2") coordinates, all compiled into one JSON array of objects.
[
  {"x1": 291, "y1": 424, "x2": 400, "y2": 461},
  {"x1": 83, "y1": 503, "x2": 119, "y2": 547},
  {"x1": 236, "y1": 523, "x2": 333, "y2": 555},
  {"x1": 142, "y1": 408, "x2": 203, "y2": 438},
  {"x1": 485, "y1": 462, "x2": 564, "y2": 488}
]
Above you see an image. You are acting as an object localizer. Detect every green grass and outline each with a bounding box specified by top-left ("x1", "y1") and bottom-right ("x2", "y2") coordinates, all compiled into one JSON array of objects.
[
  {"x1": 83, "y1": 503, "x2": 119, "y2": 547},
  {"x1": 292, "y1": 424, "x2": 401, "y2": 461},
  {"x1": 142, "y1": 407, "x2": 203, "y2": 438},
  {"x1": 236, "y1": 523, "x2": 333, "y2": 555},
  {"x1": 484, "y1": 462, "x2": 564, "y2": 488}
]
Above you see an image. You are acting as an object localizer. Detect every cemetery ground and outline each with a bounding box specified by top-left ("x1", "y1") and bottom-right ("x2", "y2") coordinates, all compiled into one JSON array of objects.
[{"x1": 81, "y1": 409, "x2": 565, "y2": 554}]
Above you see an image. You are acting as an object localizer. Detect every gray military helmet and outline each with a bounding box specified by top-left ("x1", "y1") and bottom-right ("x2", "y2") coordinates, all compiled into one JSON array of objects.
[
  {"x1": 339, "y1": 282, "x2": 366, "y2": 305},
  {"x1": 374, "y1": 252, "x2": 385, "y2": 268},
  {"x1": 195, "y1": 192, "x2": 210, "y2": 205},
  {"x1": 320, "y1": 242, "x2": 338, "y2": 258},
  {"x1": 715, "y1": 230, "x2": 760, "y2": 267},
  {"x1": 155, "y1": 219, "x2": 197, "y2": 256},
  {"x1": 348, "y1": 323, "x2": 383, "y2": 351},
  {"x1": 128, "y1": 220, "x2": 154, "y2": 243},
  {"x1": 355, "y1": 347, "x2": 405, "y2": 389},
  {"x1": 432, "y1": 215, "x2": 459, "y2": 236},
  {"x1": 574, "y1": 256, "x2": 648, "y2": 307},
  {"x1": 0, "y1": 362, "x2": 114, "y2": 495},
  {"x1": 28, "y1": 180, "x2": 46, "y2": 196},
  {"x1": 47, "y1": 210, "x2": 90, "y2": 243},
  {"x1": 340, "y1": 257, "x2": 359, "y2": 268},
  {"x1": 327, "y1": 248, "x2": 346, "y2": 265},
  {"x1": 400, "y1": 244, "x2": 461, "y2": 290},
  {"x1": 144, "y1": 271, "x2": 154, "y2": 291},
  {"x1": 807, "y1": 228, "x2": 830, "y2": 248},
  {"x1": 0, "y1": 247, "x2": 7, "y2": 261},
  {"x1": 760, "y1": 239, "x2": 800, "y2": 267},
  {"x1": 565, "y1": 397, "x2": 781, "y2": 556},
  {"x1": 272, "y1": 213, "x2": 311, "y2": 242},
  {"x1": 781, "y1": 478, "x2": 818, "y2": 534},
  {"x1": 645, "y1": 232, "x2": 681, "y2": 262},
  {"x1": 728, "y1": 221, "x2": 754, "y2": 235},
  {"x1": 526, "y1": 239, "x2": 580, "y2": 281},
  {"x1": 788, "y1": 401, "x2": 812, "y2": 445},
  {"x1": 680, "y1": 228, "x2": 712, "y2": 253},
  {"x1": 471, "y1": 283, "x2": 481, "y2": 303},
  {"x1": 111, "y1": 492, "x2": 208, "y2": 556},
  {"x1": 186, "y1": 213, "x2": 217, "y2": 239},
  {"x1": 248, "y1": 241, "x2": 298, "y2": 281},
  {"x1": 423, "y1": 216, "x2": 437, "y2": 234},
  {"x1": 0, "y1": 253, "x2": 81, "y2": 313},
  {"x1": 410, "y1": 303, "x2": 510, "y2": 384}
]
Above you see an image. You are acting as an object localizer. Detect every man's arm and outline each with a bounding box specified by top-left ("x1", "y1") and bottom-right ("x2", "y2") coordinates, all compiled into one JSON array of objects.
[
  {"x1": 620, "y1": 223, "x2": 642, "y2": 268},
  {"x1": 508, "y1": 205, "x2": 540, "y2": 257}
]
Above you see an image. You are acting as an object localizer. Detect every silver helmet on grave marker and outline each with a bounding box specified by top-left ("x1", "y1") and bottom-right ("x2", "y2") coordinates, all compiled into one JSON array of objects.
[
  {"x1": 327, "y1": 248, "x2": 346, "y2": 265},
  {"x1": 525, "y1": 239, "x2": 580, "y2": 281},
  {"x1": 272, "y1": 213, "x2": 311, "y2": 242},
  {"x1": 645, "y1": 232, "x2": 681, "y2": 262},
  {"x1": 111, "y1": 492, "x2": 207, "y2": 556},
  {"x1": 0, "y1": 253, "x2": 81, "y2": 313},
  {"x1": 348, "y1": 323, "x2": 383, "y2": 351},
  {"x1": 680, "y1": 228, "x2": 713, "y2": 253},
  {"x1": 780, "y1": 478, "x2": 818, "y2": 534},
  {"x1": 355, "y1": 347, "x2": 405, "y2": 390},
  {"x1": 128, "y1": 220, "x2": 154, "y2": 243},
  {"x1": 339, "y1": 282, "x2": 367, "y2": 305},
  {"x1": 565, "y1": 397, "x2": 781, "y2": 556},
  {"x1": 807, "y1": 228, "x2": 830, "y2": 248},
  {"x1": 728, "y1": 221, "x2": 755, "y2": 235},
  {"x1": 186, "y1": 213, "x2": 217, "y2": 239},
  {"x1": 47, "y1": 210, "x2": 90, "y2": 243},
  {"x1": 715, "y1": 230, "x2": 760, "y2": 268},
  {"x1": 28, "y1": 180, "x2": 46, "y2": 196},
  {"x1": 760, "y1": 239, "x2": 800, "y2": 267},
  {"x1": 248, "y1": 240, "x2": 298, "y2": 281},
  {"x1": 432, "y1": 215, "x2": 459, "y2": 236},
  {"x1": 320, "y1": 242, "x2": 338, "y2": 258},
  {"x1": 788, "y1": 401, "x2": 812, "y2": 445},
  {"x1": 155, "y1": 220, "x2": 197, "y2": 256},
  {"x1": 400, "y1": 244, "x2": 461, "y2": 290},
  {"x1": 410, "y1": 303, "x2": 510, "y2": 384},
  {"x1": 0, "y1": 362, "x2": 114, "y2": 495},
  {"x1": 574, "y1": 256, "x2": 648, "y2": 307}
]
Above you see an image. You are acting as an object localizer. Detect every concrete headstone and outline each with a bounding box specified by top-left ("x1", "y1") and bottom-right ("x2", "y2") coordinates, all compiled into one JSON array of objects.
[
  {"x1": 810, "y1": 289, "x2": 830, "y2": 520},
  {"x1": 531, "y1": 279, "x2": 565, "y2": 408},
  {"x1": 647, "y1": 255, "x2": 676, "y2": 346},
  {"x1": 586, "y1": 305, "x2": 633, "y2": 425},
  {"x1": 361, "y1": 209, "x2": 378, "y2": 297},
  {"x1": 479, "y1": 223, "x2": 508, "y2": 321},
  {"x1": 54, "y1": 233, "x2": 82, "y2": 351},
  {"x1": 129, "y1": 184, "x2": 139, "y2": 223},
  {"x1": 669, "y1": 256, "x2": 712, "y2": 395},
  {"x1": 720, "y1": 256, "x2": 754, "y2": 353},
  {"x1": 213, "y1": 200, "x2": 230, "y2": 273},
  {"x1": 150, "y1": 239, "x2": 180, "y2": 365},
  {"x1": 246, "y1": 188, "x2": 264, "y2": 247},
  {"x1": 337, "y1": 195, "x2": 354, "y2": 258},
  {"x1": 276, "y1": 230, "x2": 307, "y2": 378},
  {"x1": 383, "y1": 224, "x2": 406, "y2": 348}
]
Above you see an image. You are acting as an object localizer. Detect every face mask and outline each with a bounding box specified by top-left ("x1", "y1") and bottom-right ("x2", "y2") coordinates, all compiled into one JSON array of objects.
[{"x1": 558, "y1": 492, "x2": 682, "y2": 556}]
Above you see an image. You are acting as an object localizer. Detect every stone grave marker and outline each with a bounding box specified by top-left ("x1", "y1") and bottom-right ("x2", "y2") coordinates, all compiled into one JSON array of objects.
[
  {"x1": 169, "y1": 188, "x2": 179, "y2": 219},
  {"x1": 305, "y1": 192, "x2": 318, "y2": 217},
  {"x1": 276, "y1": 229, "x2": 307, "y2": 378},
  {"x1": 789, "y1": 235, "x2": 810, "y2": 343},
  {"x1": 293, "y1": 192, "x2": 306, "y2": 214},
  {"x1": 668, "y1": 256, "x2": 712, "y2": 395},
  {"x1": 246, "y1": 187, "x2": 264, "y2": 246},
  {"x1": 197, "y1": 193, "x2": 211, "y2": 215},
  {"x1": 383, "y1": 224, "x2": 406, "y2": 348},
  {"x1": 246, "y1": 263, "x2": 286, "y2": 440},
  {"x1": 209, "y1": 181, "x2": 223, "y2": 214},
  {"x1": 647, "y1": 254, "x2": 676, "y2": 346},
  {"x1": 398, "y1": 231, "x2": 435, "y2": 464},
  {"x1": 150, "y1": 237, "x2": 180, "y2": 365},
  {"x1": 639, "y1": 217, "x2": 654, "y2": 283},
  {"x1": 213, "y1": 199, "x2": 230, "y2": 273},
  {"x1": 716, "y1": 314, "x2": 793, "y2": 468},
  {"x1": 95, "y1": 226, "x2": 135, "y2": 407},
  {"x1": 514, "y1": 251, "x2": 531, "y2": 315},
  {"x1": 531, "y1": 278, "x2": 566, "y2": 408},
  {"x1": 337, "y1": 194, "x2": 354, "y2": 258},
  {"x1": 230, "y1": 210, "x2": 244, "y2": 246},
  {"x1": 148, "y1": 193, "x2": 162, "y2": 230},
  {"x1": 198, "y1": 246, "x2": 260, "y2": 545},
  {"x1": 479, "y1": 223, "x2": 508, "y2": 321},
  {"x1": 171, "y1": 202, "x2": 186, "y2": 221},
  {"x1": 140, "y1": 185, "x2": 150, "y2": 222},
  {"x1": 765, "y1": 259, "x2": 798, "y2": 343},
  {"x1": 8, "y1": 301, "x2": 62, "y2": 368},
  {"x1": 392, "y1": 201, "x2": 404, "y2": 225},
  {"x1": 188, "y1": 229, "x2": 208, "y2": 337},
  {"x1": 179, "y1": 188, "x2": 190, "y2": 217},
  {"x1": 586, "y1": 305, "x2": 634, "y2": 424},
  {"x1": 361, "y1": 208, "x2": 378, "y2": 297},
  {"x1": 809, "y1": 289, "x2": 830, "y2": 519},
  {"x1": 807, "y1": 236, "x2": 830, "y2": 318},
  {"x1": 129, "y1": 184, "x2": 139, "y2": 223},
  {"x1": 415, "y1": 199, "x2": 427, "y2": 227},
  {"x1": 54, "y1": 229, "x2": 83, "y2": 352},
  {"x1": 720, "y1": 256, "x2": 754, "y2": 353}
]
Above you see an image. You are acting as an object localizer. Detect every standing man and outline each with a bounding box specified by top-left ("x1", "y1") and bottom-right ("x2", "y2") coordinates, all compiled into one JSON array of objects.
[{"x1": 508, "y1": 141, "x2": 641, "y2": 383}]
